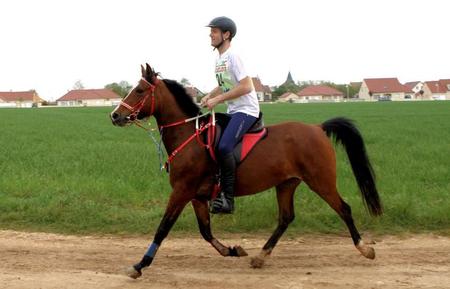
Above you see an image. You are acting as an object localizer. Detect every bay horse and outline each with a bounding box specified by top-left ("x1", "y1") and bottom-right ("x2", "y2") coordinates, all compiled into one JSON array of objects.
[{"x1": 110, "y1": 64, "x2": 383, "y2": 279}]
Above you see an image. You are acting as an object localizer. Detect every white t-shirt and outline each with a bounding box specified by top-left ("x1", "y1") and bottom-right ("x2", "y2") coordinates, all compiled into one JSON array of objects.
[{"x1": 214, "y1": 48, "x2": 260, "y2": 117}]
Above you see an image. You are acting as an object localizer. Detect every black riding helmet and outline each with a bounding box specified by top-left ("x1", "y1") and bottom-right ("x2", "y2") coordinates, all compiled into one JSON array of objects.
[{"x1": 206, "y1": 16, "x2": 237, "y2": 40}]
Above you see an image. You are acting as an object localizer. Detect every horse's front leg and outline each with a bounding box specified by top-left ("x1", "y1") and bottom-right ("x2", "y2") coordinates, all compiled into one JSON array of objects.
[
  {"x1": 127, "y1": 192, "x2": 190, "y2": 279},
  {"x1": 191, "y1": 199, "x2": 248, "y2": 257}
]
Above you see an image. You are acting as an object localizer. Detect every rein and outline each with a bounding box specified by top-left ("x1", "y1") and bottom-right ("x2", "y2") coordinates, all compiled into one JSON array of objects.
[
  {"x1": 121, "y1": 78, "x2": 216, "y2": 172},
  {"x1": 135, "y1": 111, "x2": 215, "y2": 172},
  {"x1": 163, "y1": 113, "x2": 214, "y2": 171}
]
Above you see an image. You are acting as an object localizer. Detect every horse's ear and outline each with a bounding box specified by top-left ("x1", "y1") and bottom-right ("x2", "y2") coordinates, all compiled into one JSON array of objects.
[
  {"x1": 145, "y1": 63, "x2": 153, "y2": 78},
  {"x1": 141, "y1": 65, "x2": 146, "y2": 77}
]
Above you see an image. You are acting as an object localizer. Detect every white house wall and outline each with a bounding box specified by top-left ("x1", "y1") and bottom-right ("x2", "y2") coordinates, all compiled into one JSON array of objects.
[
  {"x1": 57, "y1": 99, "x2": 122, "y2": 107},
  {"x1": 358, "y1": 81, "x2": 371, "y2": 100},
  {"x1": 256, "y1": 92, "x2": 264, "y2": 102},
  {"x1": 0, "y1": 102, "x2": 17, "y2": 108},
  {"x1": 0, "y1": 101, "x2": 33, "y2": 108}
]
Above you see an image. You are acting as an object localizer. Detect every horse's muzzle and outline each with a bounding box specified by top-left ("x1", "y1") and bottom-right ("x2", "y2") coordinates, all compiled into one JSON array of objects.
[{"x1": 111, "y1": 112, "x2": 128, "y2": 126}]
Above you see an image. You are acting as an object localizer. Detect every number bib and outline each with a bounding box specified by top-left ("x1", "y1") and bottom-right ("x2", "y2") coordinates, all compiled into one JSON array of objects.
[{"x1": 215, "y1": 59, "x2": 234, "y2": 93}]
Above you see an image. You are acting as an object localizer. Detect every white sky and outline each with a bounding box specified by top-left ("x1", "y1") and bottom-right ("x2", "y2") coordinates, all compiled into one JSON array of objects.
[{"x1": 1, "y1": 0, "x2": 449, "y2": 101}]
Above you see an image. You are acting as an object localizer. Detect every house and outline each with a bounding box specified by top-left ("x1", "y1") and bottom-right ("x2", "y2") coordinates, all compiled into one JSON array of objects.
[
  {"x1": 358, "y1": 78, "x2": 412, "y2": 101},
  {"x1": 422, "y1": 79, "x2": 450, "y2": 100},
  {"x1": 404, "y1": 81, "x2": 425, "y2": 99},
  {"x1": 56, "y1": 89, "x2": 122, "y2": 107},
  {"x1": 296, "y1": 85, "x2": 344, "y2": 102},
  {"x1": 0, "y1": 90, "x2": 44, "y2": 108},
  {"x1": 252, "y1": 77, "x2": 272, "y2": 102},
  {"x1": 277, "y1": 92, "x2": 301, "y2": 103}
]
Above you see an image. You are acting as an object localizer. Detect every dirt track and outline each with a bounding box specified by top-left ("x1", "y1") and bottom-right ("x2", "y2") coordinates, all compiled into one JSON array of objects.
[{"x1": 0, "y1": 230, "x2": 449, "y2": 289}]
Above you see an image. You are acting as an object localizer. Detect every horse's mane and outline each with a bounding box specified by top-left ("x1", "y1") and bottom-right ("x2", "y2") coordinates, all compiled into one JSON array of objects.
[{"x1": 162, "y1": 79, "x2": 201, "y2": 117}]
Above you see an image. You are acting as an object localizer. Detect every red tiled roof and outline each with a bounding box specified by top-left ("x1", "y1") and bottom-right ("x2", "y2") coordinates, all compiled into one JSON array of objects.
[
  {"x1": 279, "y1": 92, "x2": 298, "y2": 99},
  {"x1": 297, "y1": 85, "x2": 343, "y2": 97},
  {"x1": 438, "y1": 79, "x2": 450, "y2": 92},
  {"x1": 404, "y1": 81, "x2": 420, "y2": 90},
  {"x1": 364, "y1": 78, "x2": 411, "y2": 93},
  {"x1": 57, "y1": 89, "x2": 121, "y2": 101},
  {"x1": 0, "y1": 91, "x2": 44, "y2": 102},
  {"x1": 424, "y1": 81, "x2": 440, "y2": 93},
  {"x1": 252, "y1": 77, "x2": 271, "y2": 93},
  {"x1": 424, "y1": 79, "x2": 450, "y2": 93}
]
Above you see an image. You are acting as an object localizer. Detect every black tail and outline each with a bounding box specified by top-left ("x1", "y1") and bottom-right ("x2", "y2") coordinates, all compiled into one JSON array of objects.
[{"x1": 322, "y1": 117, "x2": 383, "y2": 216}]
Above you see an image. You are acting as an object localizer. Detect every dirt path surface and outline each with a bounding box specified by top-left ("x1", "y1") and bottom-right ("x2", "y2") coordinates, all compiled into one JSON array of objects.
[{"x1": 0, "y1": 230, "x2": 449, "y2": 289}]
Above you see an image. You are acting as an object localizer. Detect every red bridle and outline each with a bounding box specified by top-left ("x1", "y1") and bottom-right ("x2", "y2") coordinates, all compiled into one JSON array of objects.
[
  {"x1": 119, "y1": 76, "x2": 216, "y2": 172},
  {"x1": 119, "y1": 77, "x2": 159, "y2": 121}
]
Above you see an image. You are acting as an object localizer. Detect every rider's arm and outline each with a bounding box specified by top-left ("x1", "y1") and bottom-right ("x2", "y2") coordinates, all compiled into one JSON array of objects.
[
  {"x1": 207, "y1": 86, "x2": 223, "y2": 99},
  {"x1": 214, "y1": 76, "x2": 253, "y2": 103},
  {"x1": 201, "y1": 86, "x2": 221, "y2": 106}
]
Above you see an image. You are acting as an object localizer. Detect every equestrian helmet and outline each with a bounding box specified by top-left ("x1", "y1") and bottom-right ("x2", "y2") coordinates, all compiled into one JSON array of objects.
[{"x1": 206, "y1": 16, "x2": 237, "y2": 39}]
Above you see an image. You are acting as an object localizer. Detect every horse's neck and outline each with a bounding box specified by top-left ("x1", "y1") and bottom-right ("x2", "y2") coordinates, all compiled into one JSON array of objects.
[
  {"x1": 154, "y1": 87, "x2": 197, "y2": 155},
  {"x1": 159, "y1": 121, "x2": 196, "y2": 155}
]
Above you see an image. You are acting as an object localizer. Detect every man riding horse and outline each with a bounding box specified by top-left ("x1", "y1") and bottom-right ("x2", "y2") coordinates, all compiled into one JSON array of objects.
[{"x1": 201, "y1": 16, "x2": 260, "y2": 214}]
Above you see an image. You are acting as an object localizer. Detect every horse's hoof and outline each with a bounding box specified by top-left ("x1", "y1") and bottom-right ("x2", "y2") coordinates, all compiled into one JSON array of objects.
[
  {"x1": 229, "y1": 245, "x2": 248, "y2": 257},
  {"x1": 250, "y1": 256, "x2": 264, "y2": 268},
  {"x1": 126, "y1": 266, "x2": 142, "y2": 279},
  {"x1": 356, "y1": 241, "x2": 376, "y2": 260},
  {"x1": 234, "y1": 245, "x2": 248, "y2": 257},
  {"x1": 363, "y1": 246, "x2": 376, "y2": 259}
]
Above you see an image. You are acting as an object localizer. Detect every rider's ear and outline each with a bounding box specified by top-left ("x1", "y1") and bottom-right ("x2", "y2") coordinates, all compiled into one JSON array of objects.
[
  {"x1": 141, "y1": 65, "x2": 146, "y2": 78},
  {"x1": 223, "y1": 31, "x2": 231, "y2": 41}
]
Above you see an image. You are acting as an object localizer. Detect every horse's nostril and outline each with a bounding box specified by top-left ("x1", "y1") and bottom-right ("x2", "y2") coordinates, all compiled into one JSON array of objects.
[{"x1": 111, "y1": 112, "x2": 119, "y2": 120}]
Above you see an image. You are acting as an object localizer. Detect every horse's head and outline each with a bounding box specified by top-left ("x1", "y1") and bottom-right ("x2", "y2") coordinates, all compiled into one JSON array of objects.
[{"x1": 110, "y1": 63, "x2": 159, "y2": 126}]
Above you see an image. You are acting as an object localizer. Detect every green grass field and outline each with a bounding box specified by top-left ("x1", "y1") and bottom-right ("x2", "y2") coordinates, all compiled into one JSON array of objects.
[{"x1": 0, "y1": 101, "x2": 449, "y2": 236}]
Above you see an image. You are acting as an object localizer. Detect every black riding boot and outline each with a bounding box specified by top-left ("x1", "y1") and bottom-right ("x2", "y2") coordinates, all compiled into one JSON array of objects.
[{"x1": 210, "y1": 153, "x2": 236, "y2": 214}]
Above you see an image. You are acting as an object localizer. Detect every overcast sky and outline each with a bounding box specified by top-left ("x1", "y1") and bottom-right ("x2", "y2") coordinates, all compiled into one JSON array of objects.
[{"x1": 1, "y1": 0, "x2": 449, "y2": 101}]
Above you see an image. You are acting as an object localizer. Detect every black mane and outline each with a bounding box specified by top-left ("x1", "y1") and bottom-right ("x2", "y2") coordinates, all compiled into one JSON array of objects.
[{"x1": 163, "y1": 79, "x2": 201, "y2": 117}]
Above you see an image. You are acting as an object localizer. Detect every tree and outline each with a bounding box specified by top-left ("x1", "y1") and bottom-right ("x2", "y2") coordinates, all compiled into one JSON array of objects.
[
  {"x1": 180, "y1": 78, "x2": 191, "y2": 86},
  {"x1": 272, "y1": 85, "x2": 287, "y2": 97},
  {"x1": 73, "y1": 80, "x2": 85, "y2": 90},
  {"x1": 272, "y1": 82, "x2": 301, "y2": 97},
  {"x1": 104, "y1": 81, "x2": 133, "y2": 98}
]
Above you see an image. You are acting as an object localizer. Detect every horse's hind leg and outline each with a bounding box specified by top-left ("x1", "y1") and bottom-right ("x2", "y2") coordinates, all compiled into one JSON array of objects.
[
  {"x1": 251, "y1": 178, "x2": 300, "y2": 268},
  {"x1": 191, "y1": 199, "x2": 248, "y2": 257},
  {"x1": 337, "y1": 196, "x2": 375, "y2": 259},
  {"x1": 308, "y1": 176, "x2": 375, "y2": 259}
]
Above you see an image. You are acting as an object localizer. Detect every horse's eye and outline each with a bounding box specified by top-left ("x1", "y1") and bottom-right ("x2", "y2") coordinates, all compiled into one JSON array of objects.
[{"x1": 136, "y1": 88, "x2": 144, "y2": 94}]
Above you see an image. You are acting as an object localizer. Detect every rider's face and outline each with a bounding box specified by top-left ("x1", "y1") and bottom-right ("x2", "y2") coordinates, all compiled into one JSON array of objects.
[{"x1": 209, "y1": 27, "x2": 223, "y2": 47}]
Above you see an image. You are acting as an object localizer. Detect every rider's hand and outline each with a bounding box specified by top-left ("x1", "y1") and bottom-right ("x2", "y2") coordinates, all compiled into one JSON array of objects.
[
  {"x1": 205, "y1": 96, "x2": 221, "y2": 110},
  {"x1": 200, "y1": 95, "x2": 210, "y2": 107}
]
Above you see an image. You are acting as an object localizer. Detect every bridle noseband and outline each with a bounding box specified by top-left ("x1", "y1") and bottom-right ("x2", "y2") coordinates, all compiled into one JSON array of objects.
[{"x1": 119, "y1": 77, "x2": 159, "y2": 121}]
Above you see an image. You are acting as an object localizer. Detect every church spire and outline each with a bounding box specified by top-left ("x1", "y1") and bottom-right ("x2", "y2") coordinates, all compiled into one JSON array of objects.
[{"x1": 283, "y1": 71, "x2": 295, "y2": 86}]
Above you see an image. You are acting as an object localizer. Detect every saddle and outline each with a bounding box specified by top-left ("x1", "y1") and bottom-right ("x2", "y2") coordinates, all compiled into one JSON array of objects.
[{"x1": 206, "y1": 112, "x2": 267, "y2": 165}]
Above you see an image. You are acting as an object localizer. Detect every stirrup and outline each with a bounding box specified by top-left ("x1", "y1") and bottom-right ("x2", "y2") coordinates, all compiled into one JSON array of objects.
[{"x1": 210, "y1": 192, "x2": 234, "y2": 214}]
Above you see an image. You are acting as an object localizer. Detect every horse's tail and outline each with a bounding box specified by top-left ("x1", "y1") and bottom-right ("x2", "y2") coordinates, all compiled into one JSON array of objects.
[{"x1": 321, "y1": 117, "x2": 383, "y2": 216}]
